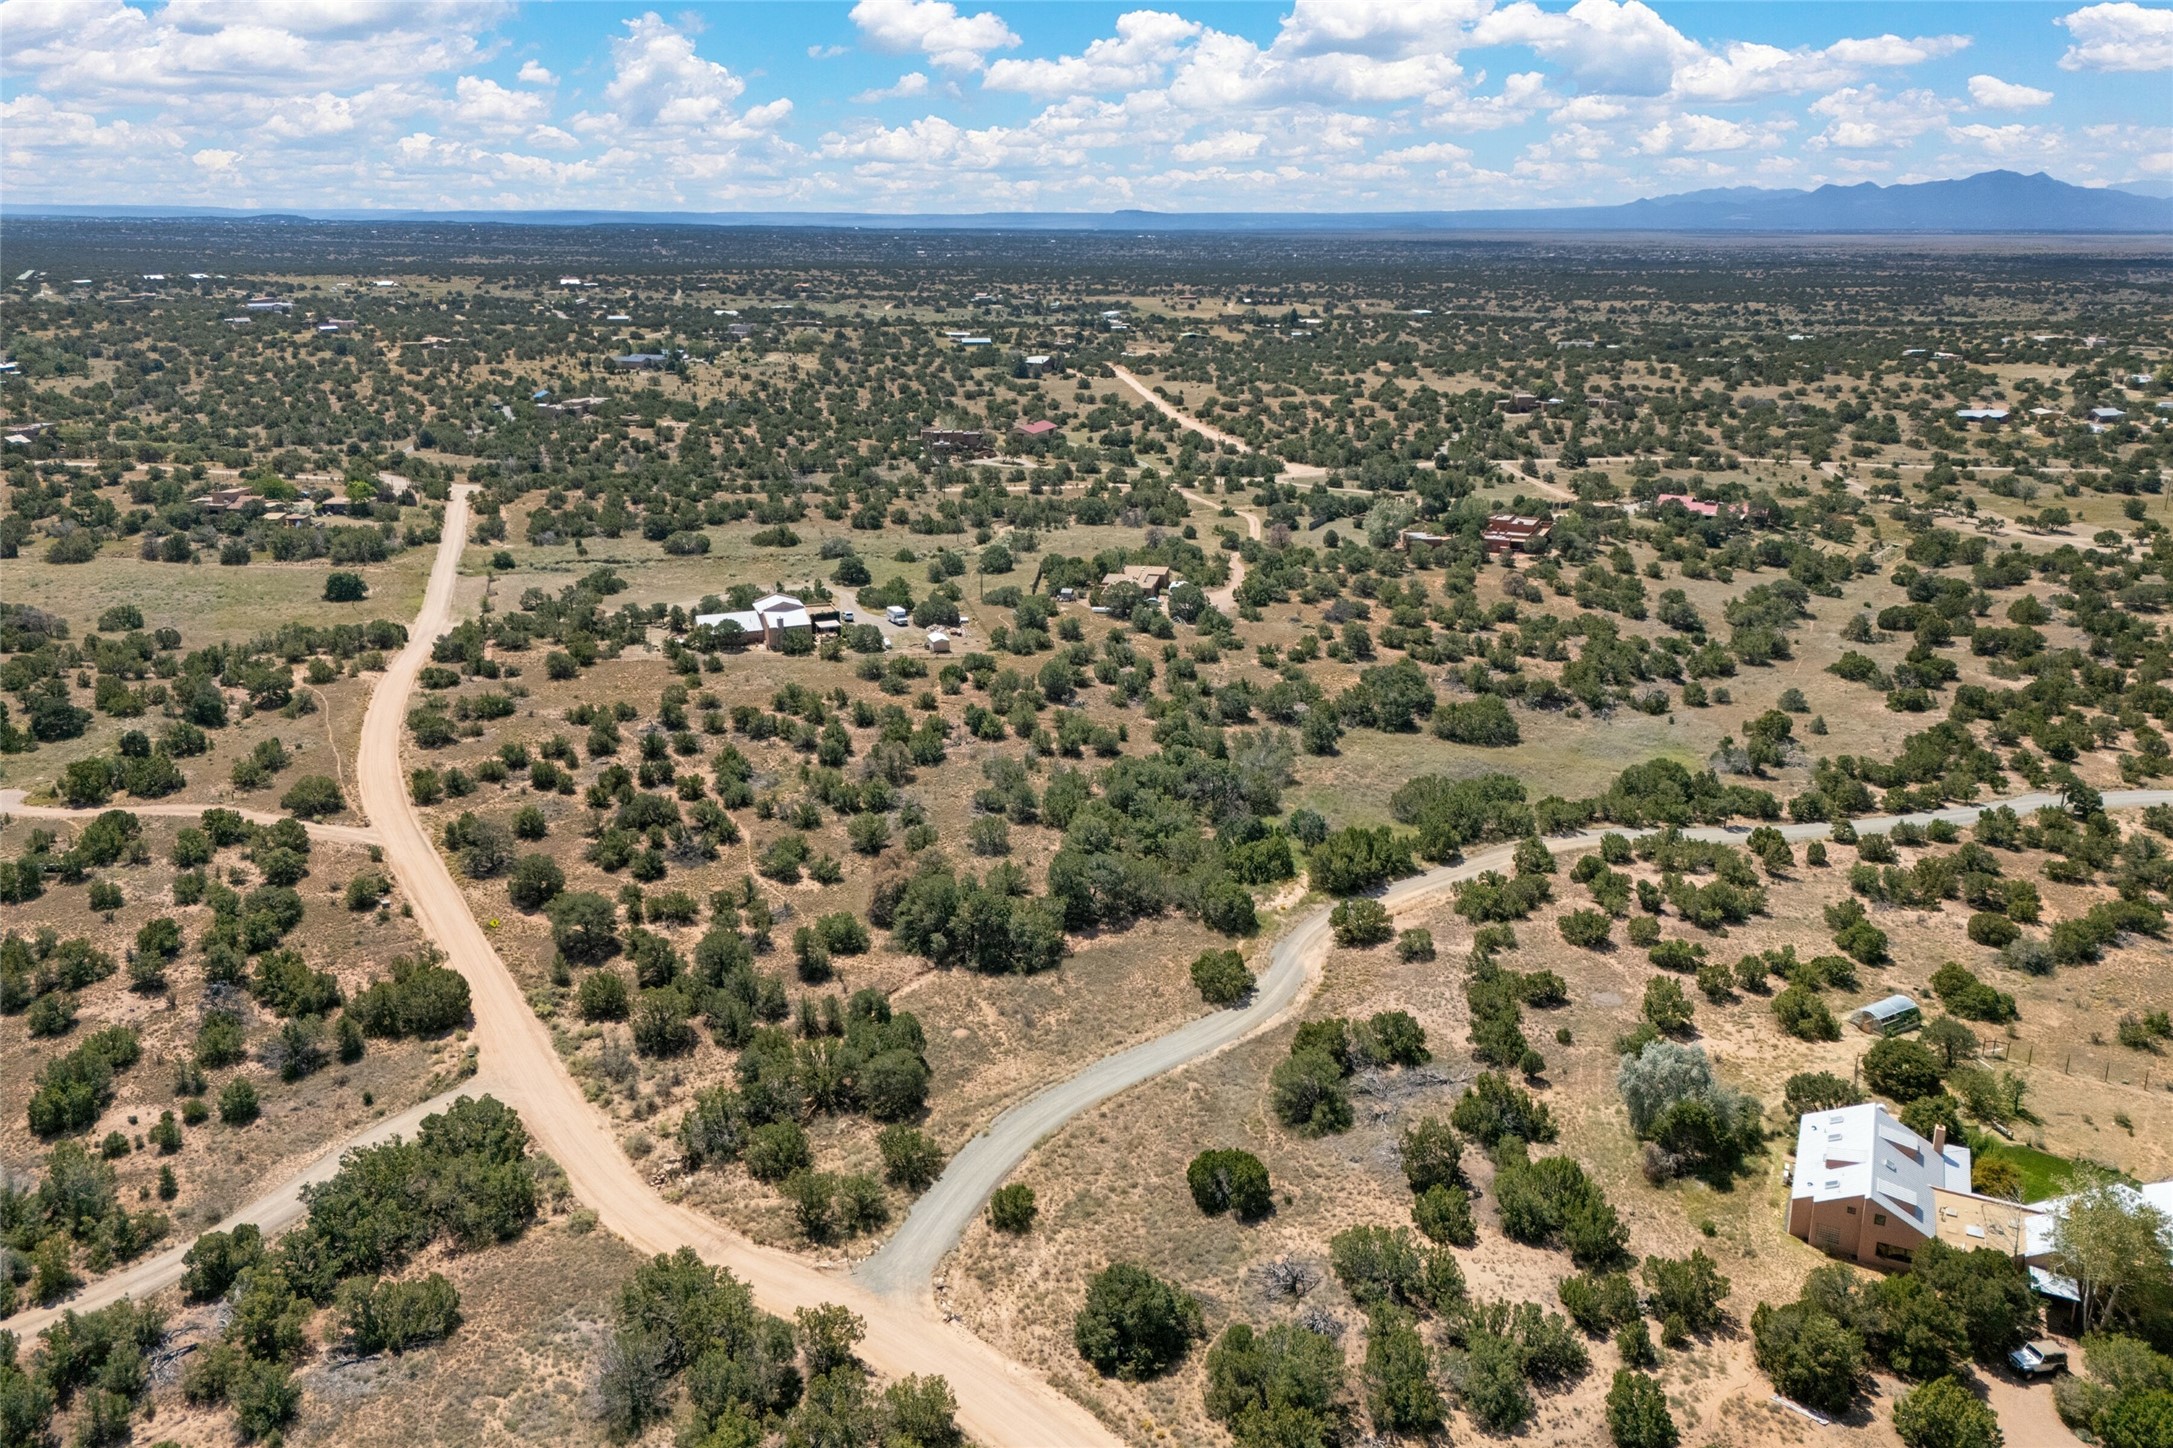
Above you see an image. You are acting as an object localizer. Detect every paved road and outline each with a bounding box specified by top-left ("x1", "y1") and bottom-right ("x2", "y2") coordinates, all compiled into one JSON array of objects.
[
  {"x1": 0, "y1": 789, "x2": 380, "y2": 848},
  {"x1": 854, "y1": 789, "x2": 2173, "y2": 1300}
]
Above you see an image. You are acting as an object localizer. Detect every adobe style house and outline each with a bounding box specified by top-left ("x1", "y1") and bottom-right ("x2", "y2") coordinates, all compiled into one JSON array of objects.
[
  {"x1": 1100, "y1": 563, "x2": 1171, "y2": 597},
  {"x1": 1788, "y1": 1103, "x2": 1971, "y2": 1266},
  {"x1": 1482, "y1": 514, "x2": 1551, "y2": 554}
]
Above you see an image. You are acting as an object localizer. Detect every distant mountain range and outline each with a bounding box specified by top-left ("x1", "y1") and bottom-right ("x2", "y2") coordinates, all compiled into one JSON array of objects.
[{"x1": 6, "y1": 170, "x2": 2167, "y2": 235}]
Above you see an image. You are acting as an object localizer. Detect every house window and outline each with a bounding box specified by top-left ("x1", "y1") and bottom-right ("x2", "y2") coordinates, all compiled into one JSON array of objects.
[
  {"x1": 1846, "y1": 1205, "x2": 1857, "y2": 1215},
  {"x1": 1874, "y1": 1242, "x2": 1914, "y2": 1263},
  {"x1": 1873, "y1": 1212, "x2": 1888, "y2": 1226}
]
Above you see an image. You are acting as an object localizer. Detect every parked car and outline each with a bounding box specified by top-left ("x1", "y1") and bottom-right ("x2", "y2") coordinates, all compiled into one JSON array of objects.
[
  {"x1": 886, "y1": 605, "x2": 909, "y2": 625},
  {"x1": 2009, "y1": 1341, "x2": 2068, "y2": 1377}
]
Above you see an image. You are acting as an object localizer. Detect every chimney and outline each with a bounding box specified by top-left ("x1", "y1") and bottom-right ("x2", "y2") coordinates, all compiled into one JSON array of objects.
[{"x1": 1931, "y1": 1123, "x2": 1947, "y2": 1156}]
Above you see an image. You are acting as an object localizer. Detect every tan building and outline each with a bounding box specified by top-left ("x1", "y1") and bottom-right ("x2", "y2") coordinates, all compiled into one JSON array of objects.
[{"x1": 1100, "y1": 564, "x2": 1171, "y2": 596}]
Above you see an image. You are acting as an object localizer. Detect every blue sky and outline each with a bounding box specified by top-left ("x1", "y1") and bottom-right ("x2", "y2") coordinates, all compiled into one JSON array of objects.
[{"x1": 2, "y1": 0, "x2": 2167, "y2": 212}]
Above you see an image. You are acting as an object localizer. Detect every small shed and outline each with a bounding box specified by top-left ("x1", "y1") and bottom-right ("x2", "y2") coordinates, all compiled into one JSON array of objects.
[
  {"x1": 1850, "y1": 994, "x2": 1923, "y2": 1037},
  {"x1": 925, "y1": 628, "x2": 951, "y2": 653}
]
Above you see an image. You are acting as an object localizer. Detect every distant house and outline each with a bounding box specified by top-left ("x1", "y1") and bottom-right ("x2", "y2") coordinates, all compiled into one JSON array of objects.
[
  {"x1": 539, "y1": 396, "x2": 606, "y2": 416},
  {"x1": 726, "y1": 323, "x2": 756, "y2": 339},
  {"x1": 1013, "y1": 419, "x2": 1060, "y2": 442},
  {"x1": 197, "y1": 487, "x2": 253, "y2": 514},
  {"x1": 1494, "y1": 392, "x2": 1540, "y2": 414},
  {"x1": 1849, "y1": 994, "x2": 1923, "y2": 1037},
  {"x1": 1100, "y1": 564, "x2": 1171, "y2": 597},
  {"x1": 1653, "y1": 493, "x2": 1723, "y2": 518},
  {"x1": 223, "y1": 317, "x2": 253, "y2": 327},
  {"x1": 1398, "y1": 528, "x2": 1452, "y2": 551},
  {"x1": 1955, "y1": 407, "x2": 2010, "y2": 427},
  {"x1": 612, "y1": 353, "x2": 668, "y2": 370},
  {"x1": 691, "y1": 592, "x2": 814, "y2": 649},
  {"x1": 1020, "y1": 354, "x2": 1055, "y2": 376},
  {"x1": 2089, "y1": 406, "x2": 2127, "y2": 423},
  {"x1": 1788, "y1": 1104, "x2": 1972, "y2": 1265},
  {"x1": 1482, "y1": 514, "x2": 1551, "y2": 554},
  {"x1": 692, "y1": 609, "x2": 764, "y2": 643},
  {"x1": 957, "y1": 336, "x2": 993, "y2": 348},
  {"x1": 245, "y1": 297, "x2": 291, "y2": 312},
  {"x1": 921, "y1": 427, "x2": 991, "y2": 456},
  {"x1": 750, "y1": 593, "x2": 813, "y2": 646}
]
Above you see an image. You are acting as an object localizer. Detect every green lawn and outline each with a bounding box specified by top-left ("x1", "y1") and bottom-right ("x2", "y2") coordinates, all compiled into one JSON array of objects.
[{"x1": 1973, "y1": 1140, "x2": 2080, "y2": 1203}]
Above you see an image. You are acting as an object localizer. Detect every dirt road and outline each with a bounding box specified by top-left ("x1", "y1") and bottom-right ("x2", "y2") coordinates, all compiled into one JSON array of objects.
[
  {"x1": 1178, "y1": 484, "x2": 1261, "y2": 610},
  {"x1": 1108, "y1": 364, "x2": 1328, "y2": 480},
  {"x1": 0, "y1": 789, "x2": 379, "y2": 848},
  {"x1": 348, "y1": 488, "x2": 1117, "y2": 1447},
  {"x1": 5, "y1": 1087, "x2": 471, "y2": 1337},
  {"x1": 855, "y1": 789, "x2": 2173, "y2": 1301}
]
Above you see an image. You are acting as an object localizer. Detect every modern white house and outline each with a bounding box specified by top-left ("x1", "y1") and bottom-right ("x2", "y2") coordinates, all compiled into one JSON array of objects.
[
  {"x1": 1787, "y1": 1103, "x2": 1973, "y2": 1265},
  {"x1": 692, "y1": 592, "x2": 814, "y2": 648}
]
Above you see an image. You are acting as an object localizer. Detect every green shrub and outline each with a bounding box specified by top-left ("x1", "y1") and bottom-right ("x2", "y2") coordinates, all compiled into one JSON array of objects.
[
  {"x1": 1606, "y1": 1370, "x2": 1679, "y2": 1448},
  {"x1": 1330, "y1": 897, "x2": 1394, "y2": 946},
  {"x1": 1190, "y1": 949, "x2": 1254, "y2": 1006},
  {"x1": 1186, "y1": 1149, "x2": 1273, "y2": 1220},
  {"x1": 1073, "y1": 1263, "x2": 1203, "y2": 1379},
  {"x1": 1892, "y1": 1374, "x2": 2001, "y2": 1448},
  {"x1": 988, "y1": 1183, "x2": 1037, "y2": 1233}
]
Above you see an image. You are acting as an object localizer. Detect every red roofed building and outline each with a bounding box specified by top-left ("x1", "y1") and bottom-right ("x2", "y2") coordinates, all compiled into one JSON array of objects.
[
  {"x1": 1482, "y1": 514, "x2": 1551, "y2": 554},
  {"x1": 1013, "y1": 419, "x2": 1060, "y2": 440}
]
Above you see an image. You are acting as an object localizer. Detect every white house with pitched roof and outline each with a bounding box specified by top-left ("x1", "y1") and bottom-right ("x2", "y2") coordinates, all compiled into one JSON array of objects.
[{"x1": 1787, "y1": 1103, "x2": 1972, "y2": 1265}]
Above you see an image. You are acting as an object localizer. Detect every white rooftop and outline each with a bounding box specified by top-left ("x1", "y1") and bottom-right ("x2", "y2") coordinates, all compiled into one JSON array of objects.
[
  {"x1": 1790, "y1": 1103, "x2": 1971, "y2": 1237},
  {"x1": 2023, "y1": 1178, "x2": 2173, "y2": 1260}
]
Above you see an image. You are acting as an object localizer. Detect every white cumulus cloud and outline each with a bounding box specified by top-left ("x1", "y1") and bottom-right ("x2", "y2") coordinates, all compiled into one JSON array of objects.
[
  {"x1": 2058, "y1": 3, "x2": 2173, "y2": 71},
  {"x1": 984, "y1": 10, "x2": 1200, "y2": 96},
  {"x1": 848, "y1": 0, "x2": 1019, "y2": 71},
  {"x1": 1968, "y1": 74, "x2": 2054, "y2": 108},
  {"x1": 853, "y1": 72, "x2": 930, "y2": 102}
]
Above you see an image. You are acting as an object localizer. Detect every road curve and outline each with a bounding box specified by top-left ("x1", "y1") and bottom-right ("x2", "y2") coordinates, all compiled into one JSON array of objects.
[
  {"x1": 0, "y1": 789, "x2": 380, "y2": 848},
  {"x1": 348, "y1": 489, "x2": 1117, "y2": 1447},
  {"x1": 854, "y1": 788, "x2": 2173, "y2": 1299},
  {"x1": 5, "y1": 1087, "x2": 472, "y2": 1337},
  {"x1": 1177, "y1": 484, "x2": 1262, "y2": 612},
  {"x1": 1108, "y1": 364, "x2": 1328, "y2": 479}
]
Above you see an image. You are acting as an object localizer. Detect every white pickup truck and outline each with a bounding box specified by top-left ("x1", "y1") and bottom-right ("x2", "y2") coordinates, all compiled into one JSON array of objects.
[{"x1": 2008, "y1": 1340, "x2": 2068, "y2": 1377}]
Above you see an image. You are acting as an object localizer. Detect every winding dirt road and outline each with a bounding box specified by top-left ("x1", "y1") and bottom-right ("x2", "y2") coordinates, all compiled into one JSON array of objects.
[
  {"x1": 346, "y1": 489, "x2": 1116, "y2": 1446},
  {"x1": 1109, "y1": 364, "x2": 1327, "y2": 480},
  {"x1": 5, "y1": 488, "x2": 1114, "y2": 1447},
  {"x1": 12, "y1": 481, "x2": 2166, "y2": 1444},
  {"x1": 1177, "y1": 484, "x2": 1261, "y2": 611},
  {"x1": 855, "y1": 789, "x2": 2173, "y2": 1301}
]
